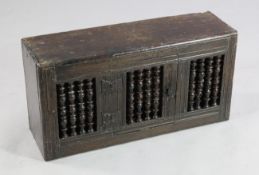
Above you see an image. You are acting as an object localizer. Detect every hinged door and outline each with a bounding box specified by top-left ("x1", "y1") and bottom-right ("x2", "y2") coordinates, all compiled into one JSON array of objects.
[
  {"x1": 124, "y1": 58, "x2": 178, "y2": 128},
  {"x1": 176, "y1": 37, "x2": 231, "y2": 120}
]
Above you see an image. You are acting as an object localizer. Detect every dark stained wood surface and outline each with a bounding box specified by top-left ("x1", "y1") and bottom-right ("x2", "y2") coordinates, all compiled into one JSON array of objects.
[
  {"x1": 22, "y1": 11, "x2": 237, "y2": 160},
  {"x1": 22, "y1": 11, "x2": 236, "y2": 67}
]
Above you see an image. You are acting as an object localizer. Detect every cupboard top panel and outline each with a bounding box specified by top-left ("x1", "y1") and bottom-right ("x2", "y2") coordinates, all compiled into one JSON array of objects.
[{"x1": 22, "y1": 11, "x2": 237, "y2": 67}]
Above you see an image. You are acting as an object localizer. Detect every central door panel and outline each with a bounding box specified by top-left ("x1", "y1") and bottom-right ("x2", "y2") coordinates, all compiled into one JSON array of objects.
[{"x1": 96, "y1": 73, "x2": 124, "y2": 133}]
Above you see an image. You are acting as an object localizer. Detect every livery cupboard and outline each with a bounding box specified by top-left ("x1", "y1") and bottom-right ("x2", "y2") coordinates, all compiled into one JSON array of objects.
[{"x1": 22, "y1": 12, "x2": 237, "y2": 160}]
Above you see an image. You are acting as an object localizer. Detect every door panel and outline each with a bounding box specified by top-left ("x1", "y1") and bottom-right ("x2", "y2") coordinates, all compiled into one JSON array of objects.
[
  {"x1": 97, "y1": 73, "x2": 124, "y2": 133},
  {"x1": 177, "y1": 50, "x2": 227, "y2": 120},
  {"x1": 125, "y1": 65, "x2": 164, "y2": 125},
  {"x1": 124, "y1": 58, "x2": 178, "y2": 129}
]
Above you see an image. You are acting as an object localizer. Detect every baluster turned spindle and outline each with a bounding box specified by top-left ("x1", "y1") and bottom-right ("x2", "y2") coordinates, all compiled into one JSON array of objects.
[
  {"x1": 152, "y1": 67, "x2": 161, "y2": 119},
  {"x1": 57, "y1": 84, "x2": 68, "y2": 138},
  {"x1": 143, "y1": 69, "x2": 152, "y2": 120},
  {"x1": 217, "y1": 55, "x2": 224, "y2": 105},
  {"x1": 188, "y1": 61, "x2": 197, "y2": 111},
  {"x1": 68, "y1": 83, "x2": 77, "y2": 136},
  {"x1": 127, "y1": 72, "x2": 135, "y2": 124},
  {"x1": 77, "y1": 81, "x2": 86, "y2": 134},
  {"x1": 194, "y1": 59, "x2": 205, "y2": 110},
  {"x1": 202, "y1": 58, "x2": 213, "y2": 108},
  {"x1": 135, "y1": 70, "x2": 143, "y2": 122},
  {"x1": 211, "y1": 57, "x2": 222, "y2": 106},
  {"x1": 85, "y1": 79, "x2": 95, "y2": 133}
]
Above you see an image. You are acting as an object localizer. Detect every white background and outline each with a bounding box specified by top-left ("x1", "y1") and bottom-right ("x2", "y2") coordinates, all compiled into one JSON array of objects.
[{"x1": 0, "y1": 0, "x2": 258, "y2": 174}]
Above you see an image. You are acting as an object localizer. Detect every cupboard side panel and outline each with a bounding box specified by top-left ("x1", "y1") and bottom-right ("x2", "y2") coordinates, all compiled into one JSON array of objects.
[
  {"x1": 222, "y1": 34, "x2": 238, "y2": 120},
  {"x1": 22, "y1": 43, "x2": 45, "y2": 157}
]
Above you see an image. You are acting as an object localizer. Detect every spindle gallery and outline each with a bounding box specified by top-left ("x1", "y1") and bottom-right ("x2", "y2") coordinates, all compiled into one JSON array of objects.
[{"x1": 22, "y1": 11, "x2": 237, "y2": 160}]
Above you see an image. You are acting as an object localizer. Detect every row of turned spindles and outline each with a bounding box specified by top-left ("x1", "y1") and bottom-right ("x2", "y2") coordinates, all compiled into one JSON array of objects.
[
  {"x1": 57, "y1": 79, "x2": 96, "y2": 139},
  {"x1": 127, "y1": 66, "x2": 162, "y2": 124},
  {"x1": 188, "y1": 55, "x2": 224, "y2": 111}
]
